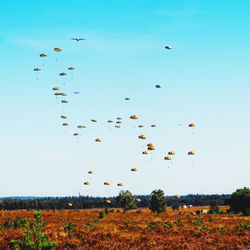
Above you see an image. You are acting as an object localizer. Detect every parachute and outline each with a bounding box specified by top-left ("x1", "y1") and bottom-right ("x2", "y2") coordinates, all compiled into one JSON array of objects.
[
  {"x1": 61, "y1": 116, "x2": 67, "y2": 119},
  {"x1": 67, "y1": 202, "x2": 72, "y2": 207},
  {"x1": 95, "y1": 138, "x2": 102, "y2": 142},
  {"x1": 104, "y1": 182, "x2": 110, "y2": 185},
  {"x1": 53, "y1": 87, "x2": 60, "y2": 91},
  {"x1": 62, "y1": 123, "x2": 69, "y2": 126},
  {"x1": 40, "y1": 54, "x2": 47, "y2": 57},
  {"x1": 116, "y1": 121, "x2": 122, "y2": 124},
  {"x1": 131, "y1": 168, "x2": 138, "y2": 172},
  {"x1": 148, "y1": 146, "x2": 155, "y2": 150},
  {"x1": 61, "y1": 100, "x2": 68, "y2": 103},
  {"x1": 189, "y1": 123, "x2": 195, "y2": 127},
  {"x1": 138, "y1": 135, "x2": 146, "y2": 139},
  {"x1": 68, "y1": 67, "x2": 75, "y2": 70},
  {"x1": 147, "y1": 143, "x2": 154, "y2": 147},
  {"x1": 73, "y1": 133, "x2": 79, "y2": 136},
  {"x1": 142, "y1": 151, "x2": 149, "y2": 154},
  {"x1": 164, "y1": 156, "x2": 171, "y2": 160},
  {"x1": 135, "y1": 198, "x2": 141, "y2": 202},
  {"x1": 59, "y1": 72, "x2": 67, "y2": 76},
  {"x1": 168, "y1": 151, "x2": 175, "y2": 155},
  {"x1": 117, "y1": 183, "x2": 123, "y2": 186},
  {"x1": 107, "y1": 120, "x2": 113, "y2": 123},
  {"x1": 115, "y1": 125, "x2": 120, "y2": 128},
  {"x1": 88, "y1": 171, "x2": 94, "y2": 174},
  {"x1": 77, "y1": 125, "x2": 86, "y2": 128},
  {"x1": 188, "y1": 151, "x2": 195, "y2": 155},
  {"x1": 91, "y1": 119, "x2": 97, "y2": 122},
  {"x1": 155, "y1": 85, "x2": 161, "y2": 88},
  {"x1": 125, "y1": 98, "x2": 130, "y2": 101},
  {"x1": 84, "y1": 181, "x2": 90, "y2": 185},
  {"x1": 151, "y1": 124, "x2": 157, "y2": 127},
  {"x1": 54, "y1": 48, "x2": 62, "y2": 52},
  {"x1": 33, "y1": 68, "x2": 41, "y2": 71},
  {"x1": 174, "y1": 195, "x2": 180, "y2": 198},
  {"x1": 117, "y1": 117, "x2": 122, "y2": 120},
  {"x1": 138, "y1": 125, "x2": 144, "y2": 128},
  {"x1": 130, "y1": 115, "x2": 138, "y2": 119},
  {"x1": 165, "y1": 45, "x2": 172, "y2": 49},
  {"x1": 54, "y1": 93, "x2": 61, "y2": 96},
  {"x1": 105, "y1": 200, "x2": 111, "y2": 204}
]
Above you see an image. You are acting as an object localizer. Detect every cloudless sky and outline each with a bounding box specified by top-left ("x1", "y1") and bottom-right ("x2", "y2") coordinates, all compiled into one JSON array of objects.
[{"x1": 0, "y1": 0, "x2": 249, "y2": 197}]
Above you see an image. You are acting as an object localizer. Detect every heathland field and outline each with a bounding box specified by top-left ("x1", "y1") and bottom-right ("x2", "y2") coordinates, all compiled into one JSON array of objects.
[{"x1": 0, "y1": 207, "x2": 249, "y2": 249}]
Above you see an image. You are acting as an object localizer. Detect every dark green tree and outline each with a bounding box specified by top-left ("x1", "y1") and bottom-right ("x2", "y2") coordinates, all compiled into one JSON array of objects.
[
  {"x1": 149, "y1": 189, "x2": 167, "y2": 214},
  {"x1": 227, "y1": 187, "x2": 250, "y2": 215},
  {"x1": 209, "y1": 200, "x2": 220, "y2": 214},
  {"x1": 116, "y1": 190, "x2": 137, "y2": 213}
]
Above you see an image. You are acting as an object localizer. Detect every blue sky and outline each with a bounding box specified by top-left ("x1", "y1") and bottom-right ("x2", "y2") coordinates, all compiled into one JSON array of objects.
[{"x1": 0, "y1": 0, "x2": 249, "y2": 197}]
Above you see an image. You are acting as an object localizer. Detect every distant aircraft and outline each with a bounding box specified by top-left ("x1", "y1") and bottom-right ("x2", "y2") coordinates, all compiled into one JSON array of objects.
[
  {"x1": 73, "y1": 91, "x2": 80, "y2": 94},
  {"x1": 71, "y1": 38, "x2": 85, "y2": 41}
]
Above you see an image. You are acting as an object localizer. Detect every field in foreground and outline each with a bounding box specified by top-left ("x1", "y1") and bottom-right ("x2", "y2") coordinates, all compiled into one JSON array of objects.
[{"x1": 0, "y1": 207, "x2": 249, "y2": 249}]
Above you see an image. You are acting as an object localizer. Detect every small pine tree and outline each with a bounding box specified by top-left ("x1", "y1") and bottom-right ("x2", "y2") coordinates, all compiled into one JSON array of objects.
[
  {"x1": 116, "y1": 190, "x2": 137, "y2": 213},
  {"x1": 149, "y1": 189, "x2": 167, "y2": 214}
]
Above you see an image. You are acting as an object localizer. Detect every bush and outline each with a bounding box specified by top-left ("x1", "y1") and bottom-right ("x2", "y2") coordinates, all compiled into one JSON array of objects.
[
  {"x1": 10, "y1": 211, "x2": 56, "y2": 249},
  {"x1": 172, "y1": 204, "x2": 179, "y2": 211},
  {"x1": 116, "y1": 190, "x2": 137, "y2": 213},
  {"x1": 193, "y1": 217, "x2": 203, "y2": 226},
  {"x1": 99, "y1": 210, "x2": 105, "y2": 219},
  {"x1": 164, "y1": 220, "x2": 173, "y2": 229},
  {"x1": 227, "y1": 187, "x2": 250, "y2": 216},
  {"x1": 63, "y1": 217, "x2": 76, "y2": 232},
  {"x1": 146, "y1": 220, "x2": 162, "y2": 231},
  {"x1": 136, "y1": 210, "x2": 142, "y2": 214},
  {"x1": 209, "y1": 201, "x2": 220, "y2": 214},
  {"x1": 175, "y1": 218, "x2": 183, "y2": 226},
  {"x1": 149, "y1": 189, "x2": 167, "y2": 214}
]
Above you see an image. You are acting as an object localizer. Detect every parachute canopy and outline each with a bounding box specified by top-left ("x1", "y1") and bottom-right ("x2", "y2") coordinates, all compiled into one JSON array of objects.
[
  {"x1": 189, "y1": 123, "x2": 196, "y2": 127},
  {"x1": 164, "y1": 156, "x2": 171, "y2": 160},
  {"x1": 131, "y1": 168, "x2": 138, "y2": 172},
  {"x1": 155, "y1": 85, "x2": 161, "y2": 88},
  {"x1": 77, "y1": 125, "x2": 86, "y2": 128},
  {"x1": 115, "y1": 125, "x2": 120, "y2": 128},
  {"x1": 130, "y1": 115, "x2": 138, "y2": 119},
  {"x1": 135, "y1": 198, "x2": 141, "y2": 202},
  {"x1": 54, "y1": 48, "x2": 62, "y2": 52},
  {"x1": 84, "y1": 181, "x2": 90, "y2": 185},
  {"x1": 95, "y1": 138, "x2": 102, "y2": 142},
  {"x1": 107, "y1": 120, "x2": 113, "y2": 123},
  {"x1": 188, "y1": 151, "x2": 195, "y2": 155},
  {"x1": 91, "y1": 119, "x2": 97, "y2": 122},
  {"x1": 174, "y1": 195, "x2": 180, "y2": 199},
  {"x1": 40, "y1": 54, "x2": 47, "y2": 57},
  {"x1": 117, "y1": 183, "x2": 123, "y2": 186},
  {"x1": 142, "y1": 151, "x2": 149, "y2": 154},
  {"x1": 165, "y1": 45, "x2": 172, "y2": 49},
  {"x1": 73, "y1": 133, "x2": 79, "y2": 136},
  {"x1": 62, "y1": 123, "x2": 69, "y2": 126},
  {"x1": 53, "y1": 87, "x2": 60, "y2": 91},
  {"x1": 59, "y1": 72, "x2": 67, "y2": 76},
  {"x1": 61, "y1": 100, "x2": 68, "y2": 103},
  {"x1": 105, "y1": 200, "x2": 111, "y2": 204},
  {"x1": 33, "y1": 68, "x2": 41, "y2": 71},
  {"x1": 61, "y1": 116, "x2": 67, "y2": 119},
  {"x1": 148, "y1": 146, "x2": 155, "y2": 150},
  {"x1": 151, "y1": 124, "x2": 157, "y2": 127},
  {"x1": 88, "y1": 171, "x2": 94, "y2": 174},
  {"x1": 68, "y1": 67, "x2": 75, "y2": 70},
  {"x1": 168, "y1": 151, "x2": 175, "y2": 155},
  {"x1": 117, "y1": 117, "x2": 122, "y2": 120},
  {"x1": 67, "y1": 203, "x2": 72, "y2": 207},
  {"x1": 138, "y1": 135, "x2": 146, "y2": 139},
  {"x1": 138, "y1": 125, "x2": 144, "y2": 128},
  {"x1": 125, "y1": 98, "x2": 130, "y2": 101},
  {"x1": 104, "y1": 182, "x2": 110, "y2": 185}
]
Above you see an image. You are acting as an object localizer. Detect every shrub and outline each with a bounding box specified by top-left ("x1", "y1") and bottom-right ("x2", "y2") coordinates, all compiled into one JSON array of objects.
[
  {"x1": 10, "y1": 211, "x2": 56, "y2": 249},
  {"x1": 227, "y1": 187, "x2": 250, "y2": 216},
  {"x1": 63, "y1": 217, "x2": 76, "y2": 232},
  {"x1": 99, "y1": 210, "x2": 105, "y2": 219},
  {"x1": 175, "y1": 218, "x2": 183, "y2": 226},
  {"x1": 193, "y1": 217, "x2": 203, "y2": 226},
  {"x1": 164, "y1": 220, "x2": 173, "y2": 229},
  {"x1": 146, "y1": 220, "x2": 162, "y2": 231},
  {"x1": 136, "y1": 210, "x2": 142, "y2": 214},
  {"x1": 149, "y1": 189, "x2": 167, "y2": 214}
]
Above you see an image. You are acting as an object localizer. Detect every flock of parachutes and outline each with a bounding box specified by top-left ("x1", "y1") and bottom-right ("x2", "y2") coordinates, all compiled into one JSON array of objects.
[{"x1": 34, "y1": 43, "x2": 195, "y2": 203}]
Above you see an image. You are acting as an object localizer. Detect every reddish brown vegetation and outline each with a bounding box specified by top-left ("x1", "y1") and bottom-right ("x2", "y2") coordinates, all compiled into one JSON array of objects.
[{"x1": 0, "y1": 207, "x2": 249, "y2": 249}]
